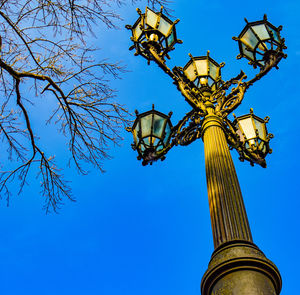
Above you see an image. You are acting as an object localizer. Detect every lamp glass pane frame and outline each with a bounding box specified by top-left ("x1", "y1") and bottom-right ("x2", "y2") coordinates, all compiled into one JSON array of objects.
[
  {"x1": 131, "y1": 109, "x2": 173, "y2": 160},
  {"x1": 183, "y1": 55, "x2": 222, "y2": 91},
  {"x1": 236, "y1": 19, "x2": 283, "y2": 67},
  {"x1": 145, "y1": 7, "x2": 159, "y2": 29},
  {"x1": 234, "y1": 113, "x2": 270, "y2": 157}
]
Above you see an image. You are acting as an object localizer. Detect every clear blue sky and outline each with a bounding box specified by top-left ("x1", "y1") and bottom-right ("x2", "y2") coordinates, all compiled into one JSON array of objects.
[{"x1": 0, "y1": 0, "x2": 299, "y2": 294}]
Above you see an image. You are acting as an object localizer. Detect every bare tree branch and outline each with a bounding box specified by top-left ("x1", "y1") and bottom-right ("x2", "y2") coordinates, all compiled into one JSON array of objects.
[{"x1": 0, "y1": 0, "x2": 169, "y2": 212}]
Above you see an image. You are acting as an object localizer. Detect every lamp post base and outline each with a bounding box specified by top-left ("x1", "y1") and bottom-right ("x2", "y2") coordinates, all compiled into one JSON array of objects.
[{"x1": 201, "y1": 240, "x2": 281, "y2": 295}]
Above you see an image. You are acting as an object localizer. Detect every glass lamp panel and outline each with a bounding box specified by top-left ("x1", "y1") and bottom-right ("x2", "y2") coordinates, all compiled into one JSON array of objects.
[
  {"x1": 158, "y1": 17, "x2": 172, "y2": 36},
  {"x1": 140, "y1": 142, "x2": 146, "y2": 152},
  {"x1": 153, "y1": 114, "x2": 166, "y2": 138},
  {"x1": 239, "y1": 117, "x2": 256, "y2": 139},
  {"x1": 167, "y1": 30, "x2": 175, "y2": 46},
  {"x1": 267, "y1": 25, "x2": 280, "y2": 42},
  {"x1": 241, "y1": 43, "x2": 254, "y2": 60},
  {"x1": 236, "y1": 128, "x2": 245, "y2": 142},
  {"x1": 253, "y1": 119, "x2": 266, "y2": 140},
  {"x1": 156, "y1": 143, "x2": 164, "y2": 151},
  {"x1": 209, "y1": 61, "x2": 219, "y2": 80},
  {"x1": 241, "y1": 28, "x2": 259, "y2": 49},
  {"x1": 143, "y1": 136, "x2": 156, "y2": 147},
  {"x1": 141, "y1": 114, "x2": 153, "y2": 137},
  {"x1": 252, "y1": 24, "x2": 270, "y2": 40},
  {"x1": 143, "y1": 136, "x2": 150, "y2": 146},
  {"x1": 184, "y1": 63, "x2": 197, "y2": 82},
  {"x1": 145, "y1": 8, "x2": 158, "y2": 29},
  {"x1": 163, "y1": 123, "x2": 171, "y2": 144},
  {"x1": 133, "y1": 19, "x2": 143, "y2": 40},
  {"x1": 195, "y1": 59, "x2": 208, "y2": 76},
  {"x1": 207, "y1": 77, "x2": 214, "y2": 87}
]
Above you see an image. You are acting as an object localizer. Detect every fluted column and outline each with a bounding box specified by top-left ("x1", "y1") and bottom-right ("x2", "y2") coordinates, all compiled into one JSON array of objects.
[
  {"x1": 200, "y1": 112, "x2": 282, "y2": 295},
  {"x1": 202, "y1": 114, "x2": 252, "y2": 248}
]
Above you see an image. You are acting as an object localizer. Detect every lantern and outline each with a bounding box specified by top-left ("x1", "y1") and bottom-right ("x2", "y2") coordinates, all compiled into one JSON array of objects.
[
  {"x1": 183, "y1": 51, "x2": 224, "y2": 92},
  {"x1": 130, "y1": 106, "x2": 173, "y2": 165},
  {"x1": 126, "y1": 7, "x2": 182, "y2": 61},
  {"x1": 234, "y1": 109, "x2": 273, "y2": 167},
  {"x1": 233, "y1": 15, "x2": 286, "y2": 69}
]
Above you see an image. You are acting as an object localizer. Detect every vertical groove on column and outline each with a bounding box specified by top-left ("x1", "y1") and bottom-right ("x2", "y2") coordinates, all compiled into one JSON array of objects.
[
  {"x1": 203, "y1": 115, "x2": 252, "y2": 248},
  {"x1": 205, "y1": 135, "x2": 220, "y2": 245},
  {"x1": 220, "y1": 126, "x2": 253, "y2": 242}
]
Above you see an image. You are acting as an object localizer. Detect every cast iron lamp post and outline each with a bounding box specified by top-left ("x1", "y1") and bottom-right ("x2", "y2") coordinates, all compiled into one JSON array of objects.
[{"x1": 126, "y1": 7, "x2": 287, "y2": 295}]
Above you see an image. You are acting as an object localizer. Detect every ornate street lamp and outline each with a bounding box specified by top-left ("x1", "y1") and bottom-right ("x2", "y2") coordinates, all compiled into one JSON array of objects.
[{"x1": 126, "y1": 7, "x2": 286, "y2": 295}]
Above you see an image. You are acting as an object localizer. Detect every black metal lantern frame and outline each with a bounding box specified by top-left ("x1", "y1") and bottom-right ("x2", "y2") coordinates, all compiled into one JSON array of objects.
[
  {"x1": 129, "y1": 106, "x2": 173, "y2": 165},
  {"x1": 233, "y1": 15, "x2": 287, "y2": 71},
  {"x1": 126, "y1": 7, "x2": 182, "y2": 63},
  {"x1": 230, "y1": 110, "x2": 273, "y2": 167},
  {"x1": 126, "y1": 8, "x2": 286, "y2": 168},
  {"x1": 182, "y1": 51, "x2": 225, "y2": 92}
]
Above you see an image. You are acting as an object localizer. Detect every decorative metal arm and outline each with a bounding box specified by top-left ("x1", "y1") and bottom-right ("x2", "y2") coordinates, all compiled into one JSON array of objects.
[
  {"x1": 171, "y1": 109, "x2": 202, "y2": 146},
  {"x1": 246, "y1": 49, "x2": 287, "y2": 86},
  {"x1": 216, "y1": 71, "x2": 248, "y2": 117},
  {"x1": 141, "y1": 41, "x2": 207, "y2": 112}
]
